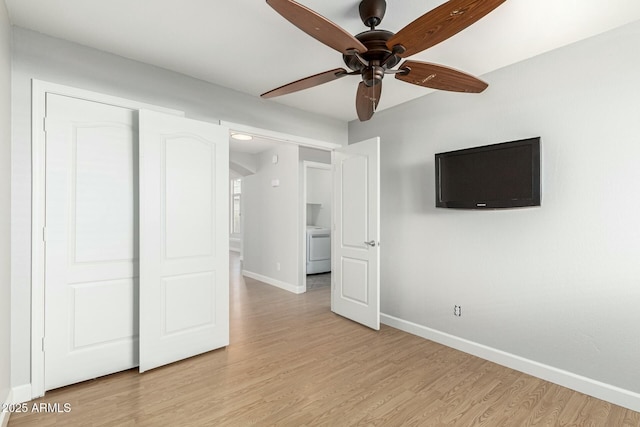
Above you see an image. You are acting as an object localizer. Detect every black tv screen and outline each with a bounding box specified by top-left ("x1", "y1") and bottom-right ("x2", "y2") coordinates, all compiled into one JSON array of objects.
[{"x1": 435, "y1": 137, "x2": 541, "y2": 209}]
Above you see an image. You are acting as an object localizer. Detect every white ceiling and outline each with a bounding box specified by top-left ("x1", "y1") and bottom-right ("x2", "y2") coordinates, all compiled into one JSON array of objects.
[
  {"x1": 229, "y1": 134, "x2": 281, "y2": 154},
  {"x1": 5, "y1": 0, "x2": 640, "y2": 122}
]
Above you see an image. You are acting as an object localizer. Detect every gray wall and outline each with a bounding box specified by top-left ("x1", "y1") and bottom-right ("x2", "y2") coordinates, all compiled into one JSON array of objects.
[
  {"x1": 0, "y1": 0, "x2": 11, "y2": 409},
  {"x1": 10, "y1": 27, "x2": 347, "y2": 388},
  {"x1": 299, "y1": 146, "x2": 331, "y2": 164},
  {"x1": 349, "y1": 21, "x2": 640, "y2": 395},
  {"x1": 242, "y1": 144, "x2": 301, "y2": 289},
  {"x1": 306, "y1": 168, "x2": 331, "y2": 228}
]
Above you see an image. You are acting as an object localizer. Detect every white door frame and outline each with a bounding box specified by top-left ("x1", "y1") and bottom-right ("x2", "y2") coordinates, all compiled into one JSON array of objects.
[
  {"x1": 301, "y1": 161, "x2": 332, "y2": 292},
  {"x1": 220, "y1": 121, "x2": 341, "y2": 152},
  {"x1": 30, "y1": 80, "x2": 184, "y2": 399}
]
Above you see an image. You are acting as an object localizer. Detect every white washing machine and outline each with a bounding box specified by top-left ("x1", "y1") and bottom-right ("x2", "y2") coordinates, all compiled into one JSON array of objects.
[{"x1": 306, "y1": 226, "x2": 331, "y2": 274}]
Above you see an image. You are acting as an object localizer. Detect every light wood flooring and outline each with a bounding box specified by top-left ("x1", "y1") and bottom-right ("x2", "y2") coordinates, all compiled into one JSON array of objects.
[
  {"x1": 306, "y1": 272, "x2": 331, "y2": 290},
  {"x1": 9, "y1": 253, "x2": 640, "y2": 426}
]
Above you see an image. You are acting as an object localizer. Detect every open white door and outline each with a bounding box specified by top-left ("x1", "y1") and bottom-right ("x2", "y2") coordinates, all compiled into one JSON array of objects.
[
  {"x1": 139, "y1": 110, "x2": 229, "y2": 372},
  {"x1": 332, "y1": 137, "x2": 380, "y2": 330}
]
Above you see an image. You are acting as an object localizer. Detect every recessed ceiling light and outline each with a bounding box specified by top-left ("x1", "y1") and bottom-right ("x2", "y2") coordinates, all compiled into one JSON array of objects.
[{"x1": 231, "y1": 133, "x2": 253, "y2": 141}]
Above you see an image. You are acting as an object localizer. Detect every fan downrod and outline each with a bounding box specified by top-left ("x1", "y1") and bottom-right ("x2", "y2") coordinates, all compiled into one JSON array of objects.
[{"x1": 359, "y1": 0, "x2": 387, "y2": 29}]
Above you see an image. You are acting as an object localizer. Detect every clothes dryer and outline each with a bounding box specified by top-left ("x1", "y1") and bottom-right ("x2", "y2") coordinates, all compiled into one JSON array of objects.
[{"x1": 306, "y1": 226, "x2": 331, "y2": 274}]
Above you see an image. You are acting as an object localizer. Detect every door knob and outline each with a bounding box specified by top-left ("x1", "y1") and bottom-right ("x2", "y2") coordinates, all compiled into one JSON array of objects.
[{"x1": 364, "y1": 240, "x2": 376, "y2": 247}]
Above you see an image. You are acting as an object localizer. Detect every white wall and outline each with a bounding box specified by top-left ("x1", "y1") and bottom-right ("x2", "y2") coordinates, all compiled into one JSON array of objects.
[
  {"x1": 10, "y1": 27, "x2": 347, "y2": 389},
  {"x1": 230, "y1": 151, "x2": 258, "y2": 177},
  {"x1": 348, "y1": 21, "x2": 640, "y2": 408},
  {"x1": 0, "y1": 0, "x2": 11, "y2": 413},
  {"x1": 242, "y1": 144, "x2": 301, "y2": 292},
  {"x1": 306, "y1": 168, "x2": 331, "y2": 228}
]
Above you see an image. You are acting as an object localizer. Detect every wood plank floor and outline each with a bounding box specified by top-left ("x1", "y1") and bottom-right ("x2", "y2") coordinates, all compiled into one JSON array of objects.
[{"x1": 9, "y1": 253, "x2": 640, "y2": 426}]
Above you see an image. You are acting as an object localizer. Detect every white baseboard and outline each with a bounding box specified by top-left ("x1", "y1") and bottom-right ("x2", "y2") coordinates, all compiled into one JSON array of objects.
[
  {"x1": 242, "y1": 270, "x2": 304, "y2": 294},
  {"x1": 11, "y1": 384, "x2": 32, "y2": 404},
  {"x1": 381, "y1": 313, "x2": 640, "y2": 413},
  {"x1": 1, "y1": 389, "x2": 12, "y2": 427}
]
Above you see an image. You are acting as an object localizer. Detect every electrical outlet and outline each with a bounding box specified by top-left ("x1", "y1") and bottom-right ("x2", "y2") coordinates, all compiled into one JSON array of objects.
[
  {"x1": 454, "y1": 305, "x2": 462, "y2": 317},
  {"x1": 276, "y1": 262, "x2": 281, "y2": 271}
]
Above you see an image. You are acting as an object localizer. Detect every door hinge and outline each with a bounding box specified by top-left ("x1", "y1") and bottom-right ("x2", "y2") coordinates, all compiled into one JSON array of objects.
[
  {"x1": 41, "y1": 337, "x2": 45, "y2": 352},
  {"x1": 42, "y1": 227, "x2": 47, "y2": 242}
]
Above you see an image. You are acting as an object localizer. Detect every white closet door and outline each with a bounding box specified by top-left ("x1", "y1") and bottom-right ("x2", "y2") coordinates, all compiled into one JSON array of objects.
[
  {"x1": 332, "y1": 137, "x2": 380, "y2": 330},
  {"x1": 138, "y1": 110, "x2": 229, "y2": 372},
  {"x1": 44, "y1": 94, "x2": 139, "y2": 390}
]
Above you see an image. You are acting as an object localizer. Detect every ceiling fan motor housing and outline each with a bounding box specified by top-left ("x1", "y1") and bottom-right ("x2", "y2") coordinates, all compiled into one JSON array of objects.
[{"x1": 343, "y1": 29, "x2": 401, "y2": 86}]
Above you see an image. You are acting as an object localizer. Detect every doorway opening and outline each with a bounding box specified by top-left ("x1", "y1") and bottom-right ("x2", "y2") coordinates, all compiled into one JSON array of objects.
[
  {"x1": 303, "y1": 161, "x2": 332, "y2": 293},
  {"x1": 223, "y1": 122, "x2": 338, "y2": 295}
]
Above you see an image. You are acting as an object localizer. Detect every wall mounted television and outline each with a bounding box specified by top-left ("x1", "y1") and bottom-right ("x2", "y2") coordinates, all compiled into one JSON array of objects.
[{"x1": 435, "y1": 137, "x2": 541, "y2": 209}]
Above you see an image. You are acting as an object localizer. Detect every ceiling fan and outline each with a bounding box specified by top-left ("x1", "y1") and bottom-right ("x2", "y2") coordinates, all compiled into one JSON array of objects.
[{"x1": 261, "y1": 0, "x2": 506, "y2": 121}]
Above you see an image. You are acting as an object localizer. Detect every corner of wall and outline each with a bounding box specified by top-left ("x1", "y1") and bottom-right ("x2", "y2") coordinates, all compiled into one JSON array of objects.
[
  {"x1": 0, "y1": 389, "x2": 12, "y2": 427},
  {"x1": 1, "y1": 0, "x2": 14, "y2": 420},
  {"x1": 0, "y1": 382, "x2": 34, "y2": 427},
  {"x1": 10, "y1": 384, "x2": 31, "y2": 404}
]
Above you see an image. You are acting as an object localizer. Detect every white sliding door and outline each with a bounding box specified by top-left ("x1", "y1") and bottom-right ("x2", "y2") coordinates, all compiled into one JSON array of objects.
[
  {"x1": 138, "y1": 110, "x2": 229, "y2": 372},
  {"x1": 44, "y1": 94, "x2": 139, "y2": 390},
  {"x1": 332, "y1": 137, "x2": 380, "y2": 330},
  {"x1": 42, "y1": 93, "x2": 229, "y2": 389}
]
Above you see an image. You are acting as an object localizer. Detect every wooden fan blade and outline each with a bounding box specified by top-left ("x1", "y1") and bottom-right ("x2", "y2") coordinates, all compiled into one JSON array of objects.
[
  {"x1": 387, "y1": 0, "x2": 506, "y2": 58},
  {"x1": 356, "y1": 81, "x2": 382, "y2": 122},
  {"x1": 396, "y1": 60, "x2": 488, "y2": 93},
  {"x1": 266, "y1": 0, "x2": 367, "y2": 54},
  {"x1": 261, "y1": 68, "x2": 349, "y2": 99}
]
